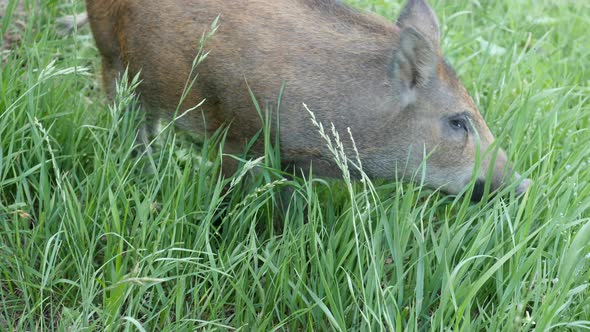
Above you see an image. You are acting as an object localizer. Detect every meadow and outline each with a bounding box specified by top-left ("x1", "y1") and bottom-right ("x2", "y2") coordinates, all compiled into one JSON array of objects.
[{"x1": 1, "y1": 0, "x2": 589, "y2": 330}]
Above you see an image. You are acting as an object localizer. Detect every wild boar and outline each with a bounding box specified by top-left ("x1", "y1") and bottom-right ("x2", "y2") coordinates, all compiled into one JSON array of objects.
[{"x1": 83, "y1": 0, "x2": 531, "y2": 199}]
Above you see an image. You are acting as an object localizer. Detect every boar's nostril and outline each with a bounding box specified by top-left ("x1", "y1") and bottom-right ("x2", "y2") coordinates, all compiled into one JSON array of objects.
[
  {"x1": 515, "y1": 178, "x2": 532, "y2": 196},
  {"x1": 471, "y1": 179, "x2": 486, "y2": 202}
]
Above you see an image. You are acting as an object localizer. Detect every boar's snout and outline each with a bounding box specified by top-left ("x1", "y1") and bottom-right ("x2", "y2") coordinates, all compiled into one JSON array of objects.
[
  {"x1": 471, "y1": 165, "x2": 532, "y2": 201},
  {"x1": 514, "y1": 174, "x2": 532, "y2": 196}
]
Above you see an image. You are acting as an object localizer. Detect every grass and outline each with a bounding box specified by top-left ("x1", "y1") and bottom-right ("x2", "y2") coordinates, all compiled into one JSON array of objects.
[{"x1": 1, "y1": 0, "x2": 590, "y2": 330}]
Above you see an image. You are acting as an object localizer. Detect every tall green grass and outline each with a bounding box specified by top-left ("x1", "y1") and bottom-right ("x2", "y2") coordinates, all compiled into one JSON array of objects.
[{"x1": 1, "y1": 0, "x2": 589, "y2": 330}]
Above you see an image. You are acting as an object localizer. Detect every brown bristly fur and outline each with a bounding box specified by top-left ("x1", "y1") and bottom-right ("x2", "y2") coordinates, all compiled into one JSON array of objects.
[{"x1": 82, "y1": 0, "x2": 530, "y2": 198}]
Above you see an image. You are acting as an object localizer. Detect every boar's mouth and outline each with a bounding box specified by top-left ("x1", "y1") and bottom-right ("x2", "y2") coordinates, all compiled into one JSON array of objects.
[
  {"x1": 467, "y1": 177, "x2": 531, "y2": 201},
  {"x1": 470, "y1": 179, "x2": 486, "y2": 202}
]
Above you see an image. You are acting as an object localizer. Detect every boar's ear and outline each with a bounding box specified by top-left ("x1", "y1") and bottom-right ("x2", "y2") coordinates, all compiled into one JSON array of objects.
[
  {"x1": 390, "y1": 27, "x2": 437, "y2": 107},
  {"x1": 396, "y1": 0, "x2": 440, "y2": 46}
]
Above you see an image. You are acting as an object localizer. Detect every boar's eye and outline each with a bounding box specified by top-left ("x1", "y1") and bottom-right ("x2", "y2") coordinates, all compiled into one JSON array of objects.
[{"x1": 448, "y1": 115, "x2": 469, "y2": 133}]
